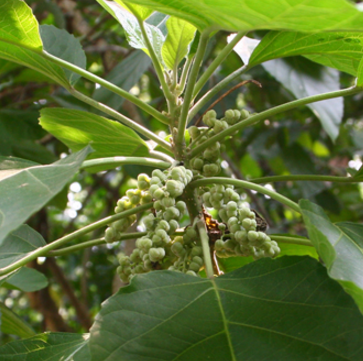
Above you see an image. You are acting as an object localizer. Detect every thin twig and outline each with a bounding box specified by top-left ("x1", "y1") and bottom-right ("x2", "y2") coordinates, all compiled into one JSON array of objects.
[{"x1": 195, "y1": 80, "x2": 262, "y2": 126}]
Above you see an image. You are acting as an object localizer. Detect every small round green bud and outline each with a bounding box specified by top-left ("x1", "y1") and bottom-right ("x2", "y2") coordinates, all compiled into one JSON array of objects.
[
  {"x1": 153, "y1": 188, "x2": 165, "y2": 200},
  {"x1": 161, "y1": 197, "x2": 175, "y2": 208},
  {"x1": 152, "y1": 169, "x2": 167, "y2": 181},
  {"x1": 186, "y1": 227, "x2": 197, "y2": 239},
  {"x1": 215, "y1": 239, "x2": 225, "y2": 251},
  {"x1": 171, "y1": 242, "x2": 185, "y2": 256},
  {"x1": 168, "y1": 220, "x2": 179, "y2": 234},
  {"x1": 143, "y1": 214, "x2": 155, "y2": 230},
  {"x1": 165, "y1": 180, "x2": 184, "y2": 197},
  {"x1": 150, "y1": 176, "x2": 162, "y2": 186},
  {"x1": 105, "y1": 227, "x2": 118, "y2": 243},
  {"x1": 203, "y1": 163, "x2": 220, "y2": 177},
  {"x1": 175, "y1": 201, "x2": 187, "y2": 215},
  {"x1": 149, "y1": 247, "x2": 166, "y2": 262},
  {"x1": 136, "y1": 237, "x2": 153, "y2": 252},
  {"x1": 149, "y1": 184, "x2": 160, "y2": 197},
  {"x1": 189, "y1": 261, "x2": 201, "y2": 272},
  {"x1": 213, "y1": 120, "x2": 229, "y2": 133},
  {"x1": 156, "y1": 220, "x2": 170, "y2": 232},
  {"x1": 240, "y1": 109, "x2": 250, "y2": 120},
  {"x1": 191, "y1": 246, "x2": 203, "y2": 257},
  {"x1": 188, "y1": 126, "x2": 200, "y2": 139},
  {"x1": 192, "y1": 256, "x2": 204, "y2": 267},
  {"x1": 191, "y1": 157, "x2": 204, "y2": 170},
  {"x1": 186, "y1": 270, "x2": 197, "y2": 277},
  {"x1": 141, "y1": 191, "x2": 153, "y2": 204},
  {"x1": 163, "y1": 207, "x2": 180, "y2": 221},
  {"x1": 137, "y1": 173, "x2": 150, "y2": 190}
]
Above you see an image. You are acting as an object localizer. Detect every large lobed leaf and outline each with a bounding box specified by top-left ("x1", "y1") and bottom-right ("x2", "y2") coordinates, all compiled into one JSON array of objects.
[
  {"x1": 0, "y1": 146, "x2": 92, "y2": 245},
  {"x1": 249, "y1": 31, "x2": 363, "y2": 77},
  {"x1": 300, "y1": 199, "x2": 363, "y2": 314},
  {"x1": 123, "y1": 0, "x2": 363, "y2": 33},
  {"x1": 89, "y1": 256, "x2": 363, "y2": 360},
  {"x1": 39, "y1": 109, "x2": 150, "y2": 159}
]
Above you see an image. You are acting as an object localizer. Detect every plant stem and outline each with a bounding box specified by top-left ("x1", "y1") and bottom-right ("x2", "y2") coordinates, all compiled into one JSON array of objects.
[
  {"x1": 178, "y1": 57, "x2": 193, "y2": 94},
  {"x1": 175, "y1": 31, "x2": 210, "y2": 157},
  {"x1": 41, "y1": 50, "x2": 170, "y2": 125},
  {"x1": 47, "y1": 232, "x2": 147, "y2": 257},
  {"x1": 69, "y1": 89, "x2": 172, "y2": 151},
  {"x1": 270, "y1": 235, "x2": 313, "y2": 247},
  {"x1": 190, "y1": 178, "x2": 300, "y2": 213},
  {"x1": 134, "y1": 14, "x2": 174, "y2": 103},
  {"x1": 189, "y1": 86, "x2": 361, "y2": 158},
  {"x1": 188, "y1": 64, "x2": 249, "y2": 122},
  {"x1": 197, "y1": 219, "x2": 214, "y2": 279},
  {"x1": 251, "y1": 174, "x2": 359, "y2": 184},
  {"x1": 0, "y1": 203, "x2": 153, "y2": 277},
  {"x1": 81, "y1": 157, "x2": 171, "y2": 171},
  {"x1": 193, "y1": 31, "x2": 245, "y2": 98}
]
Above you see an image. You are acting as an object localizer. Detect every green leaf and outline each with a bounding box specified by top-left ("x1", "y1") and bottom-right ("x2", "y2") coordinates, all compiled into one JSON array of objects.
[
  {"x1": 93, "y1": 50, "x2": 151, "y2": 111},
  {"x1": 162, "y1": 16, "x2": 196, "y2": 70},
  {"x1": 40, "y1": 25, "x2": 86, "y2": 86},
  {"x1": 3, "y1": 267, "x2": 48, "y2": 292},
  {"x1": 263, "y1": 57, "x2": 343, "y2": 141},
  {"x1": 39, "y1": 108, "x2": 150, "y2": 159},
  {"x1": 96, "y1": 0, "x2": 165, "y2": 65},
  {"x1": 0, "y1": 146, "x2": 92, "y2": 245},
  {"x1": 0, "y1": 1, "x2": 70, "y2": 87},
  {"x1": 0, "y1": 0, "x2": 43, "y2": 52},
  {"x1": 122, "y1": 0, "x2": 363, "y2": 33},
  {"x1": 0, "y1": 302, "x2": 36, "y2": 339},
  {"x1": 0, "y1": 157, "x2": 39, "y2": 171},
  {"x1": 89, "y1": 256, "x2": 363, "y2": 360},
  {"x1": 114, "y1": 0, "x2": 153, "y2": 20},
  {"x1": 231, "y1": 36, "x2": 343, "y2": 141},
  {"x1": 300, "y1": 199, "x2": 363, "y2": 314},
  {"x1": 249, "y1": 31, "x2": 363, "y2": 77},
  {"x1": 0, "y1": 332, "x2": 89, "y2": 361}
]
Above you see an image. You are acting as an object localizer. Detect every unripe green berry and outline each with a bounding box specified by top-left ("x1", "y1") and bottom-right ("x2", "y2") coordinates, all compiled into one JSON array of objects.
[
  {"x1": 153, "y1": 188, "x2": 165, "y2": 200},
  {"x1": 240, "y1": 109, "x2": 250, "y2": 120},
  {"x1": 149, "y1": 184, "x2": 160, "y2": 197},
  {"x1": 171, "y1": 242, "x2": 185, "y2": 256},
  {"x1": 141, "y1": 192, "x2": 152, "y2": 204}
]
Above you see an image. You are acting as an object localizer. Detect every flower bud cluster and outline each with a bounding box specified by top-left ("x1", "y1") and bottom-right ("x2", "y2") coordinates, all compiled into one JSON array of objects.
[
  {"x1": 204, "y1": 184, "x2": 280, "y2": 260},
  {"x1": 117, "y1": 166, "x2": 200, "y2": 282},
  {"x1": 104, "y1": 174, "x2": 153, "y2": 244},
  {"x1": 188, "y1": 109, "x2": 250, "y2": 177}
]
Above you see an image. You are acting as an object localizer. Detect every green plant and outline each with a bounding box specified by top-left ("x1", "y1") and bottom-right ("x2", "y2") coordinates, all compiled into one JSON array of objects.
[{"x1": 1, "y1": 0, "x2": 363, "y2": 359}]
